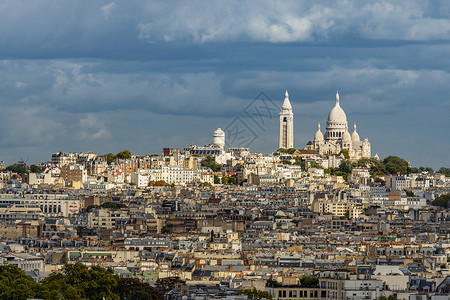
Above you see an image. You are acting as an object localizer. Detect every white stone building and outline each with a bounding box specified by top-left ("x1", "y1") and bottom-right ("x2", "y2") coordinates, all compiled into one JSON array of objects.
[{"x1": 312, "y1": 92, "x2": 371, "y2": 160}]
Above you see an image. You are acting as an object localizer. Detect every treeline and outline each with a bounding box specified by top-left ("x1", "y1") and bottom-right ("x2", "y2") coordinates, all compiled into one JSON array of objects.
[
  {"x1": 0, "y1": 263, "x2": 184, "y2": 300},
  {"x1": 5, "y1": 164, "x2": 42, "y2": 175},
  {"x1": 324, "y1": 156, "x2": 423, "y2": 181},
  {"x1": 101, "y1": 150, "x2": 132, "y2": 165}
]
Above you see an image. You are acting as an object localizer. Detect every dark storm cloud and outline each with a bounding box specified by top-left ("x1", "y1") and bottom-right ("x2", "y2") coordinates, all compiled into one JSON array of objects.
[{"x1": 0, "y1": 1, "x2": 449, "y2": 168}]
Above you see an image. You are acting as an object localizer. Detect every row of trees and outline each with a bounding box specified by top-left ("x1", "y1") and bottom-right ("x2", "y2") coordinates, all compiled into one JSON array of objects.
[
  {"x1": 5, "y1": 164, "x2": 42, "y2": 175},
  {"x1": 0, "y1": 263, "x2": 184, "y2": 300},
  {"x1": 278, "y1": 147, "x2": 448, "y2": 178},
  {"x1": 328, "y1": 155, "x2": 442, "y2": 180},
  {"x1": 101, "y1": 150, "x2": 132, "y2": 165},
  {"x1": 277, "y1": 148, "x2": 297, "y2": 154}
]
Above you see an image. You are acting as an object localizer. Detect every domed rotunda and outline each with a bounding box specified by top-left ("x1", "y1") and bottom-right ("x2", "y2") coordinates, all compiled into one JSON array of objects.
[{"x1": 312, "y1": 92, "x2": 371, "y2": 160}]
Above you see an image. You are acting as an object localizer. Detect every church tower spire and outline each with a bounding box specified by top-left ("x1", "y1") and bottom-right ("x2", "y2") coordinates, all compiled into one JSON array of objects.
[{"x1": 279, "y1": 90, "x2": 294, "y2": 149}]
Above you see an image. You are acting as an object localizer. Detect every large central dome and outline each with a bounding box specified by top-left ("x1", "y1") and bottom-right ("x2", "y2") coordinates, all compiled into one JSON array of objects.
[{"x1": 327, "y1": 92, "x2": 347, "y2": 125}]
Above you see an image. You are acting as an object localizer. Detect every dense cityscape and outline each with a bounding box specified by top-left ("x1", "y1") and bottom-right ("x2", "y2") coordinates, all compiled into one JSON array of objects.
[{"x1": 0, "y1": 91, "x2": 449, "y2": 300}]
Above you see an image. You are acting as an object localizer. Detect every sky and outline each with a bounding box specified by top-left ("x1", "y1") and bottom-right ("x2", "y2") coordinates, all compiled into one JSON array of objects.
[{"x1": 0, "y1": 0, "x2": 449, "y2": 169}]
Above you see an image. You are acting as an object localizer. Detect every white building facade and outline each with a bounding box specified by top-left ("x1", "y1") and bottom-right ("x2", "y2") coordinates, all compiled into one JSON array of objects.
[{"x1": 313, "y1": 92, "x2": 371, "y2": 160}]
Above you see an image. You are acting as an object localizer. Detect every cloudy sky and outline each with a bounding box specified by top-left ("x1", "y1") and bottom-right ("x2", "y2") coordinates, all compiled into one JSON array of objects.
[{"x1": 0, "y1": 0, "x2": 449, "y2": 169}]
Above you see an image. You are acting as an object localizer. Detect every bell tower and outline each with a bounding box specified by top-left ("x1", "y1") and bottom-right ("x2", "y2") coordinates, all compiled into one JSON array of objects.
[{"x1": 279, "y1": 90, "x2": 294, "y2": 149}]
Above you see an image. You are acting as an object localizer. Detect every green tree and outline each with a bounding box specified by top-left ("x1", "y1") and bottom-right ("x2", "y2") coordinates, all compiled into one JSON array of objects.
[
  {"x1": 0, "y1": 265, "x2": 39, "y2": 300},
  {"x1": 115, "y1": 278, "x2": 159, "y2": 300},
  {"x1": 30, "y1": 164, "x2": 43, "y2": 173},
  {"x1": 6, "y1": 164, "x2": 28, "y2": 175},
  {"x1": 338, "y1": 160, "x2": 352, "y2": 174},
  {"x1": 356, "y1": 157, "x2": 371, "y2": 167},
  {"x1": 214, "y1": 175, "x2": 220, "y2": 184},
  {"x1": 339, "y1": 149, "x2": 350, "y2": 159},
  {"x1": 161, "y1": 226, "x2": 172, "y2": 234},
  {"x1": 237, "y1": 288, "x2": 273, "y2": 299},
  {"x1": 432, "y1": 194, "x2": 450, "y2": 208},
  {"x1": 438, "y1": 167, "x2": 450, "y2": 177},
  {"x1": 266, "y1": 279, "x2": 281, "y2": 287},
  {"x1": 383, "y1": 156, "x2": 408, "y2": 174},
  {"x1": 155, "y1": 277, "x2": 185, "y2": 298},
  {"x1": 222, "y1": 177, "x2": 229, "y2": 184},
  {"x1": 200, "y1": 156, "x2": 222, "y2": 172},
  {"x1": 286, "y1": 148, "x2": 296, "y2": 154},
  {"x1": 405, "y1": 190, "x2": 414, "y2": 197},
  {"x1": 101, "y1": 202, "x2": 127, "y2": 209},
  {"x1": 128, "y1": 290, "x2": 153, "y2": 300},
  {"x1": 104, "y1": 153, "x2": 116, "y2": 165},
  {"x1": 43, "y1": 263, "x2": 120, "y2": 300},
  {"x1": 300, "y1": 276, "x2": 319, "y2": 287},
  {"x1": 86, "y1": 204, "x2": 100, "y2": 211},
  {"x1": 38, "y1": 273, "x2": 83, "y2": 300},
  {"x1": 84, "y1": 265, "x2": 119, "y2": 300},
  {"x1": 228, "y1": 177, "x2": 237, "y2": 185},
  {"x1": 116, "y1": 150, "x2": 132, "y2": 160},
  {"x1": 148, "y1": 180, "x2": 170, "y2": 187}
]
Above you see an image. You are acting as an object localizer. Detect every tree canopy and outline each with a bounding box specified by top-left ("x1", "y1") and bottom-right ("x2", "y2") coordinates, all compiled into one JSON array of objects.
[
  {"x1": 0, "y1": 263, "x2": 183, "y2": 300},
  {"x1": 0, "y1": 265, "x2": 40, "y2": 300},
  {"x1": 278, "y1": 148, "x2": 296, "y2": 154},
  {"x1": 5, "y1": 164, "x2": 28, "y2": 175},
  {"x1": 102, "y1": 150, "x2": 132, "y2": 164},
  {"x1": 438, "y1": 167, "x2": 450, "y2": 177},
  {"x1": 30, "y1": 164, "x2": 43, "y2": 173},
  {"x1": 148, "y1": 180, "x2": 170, "y2": 187},
  {"x1": 432, "y1": 194, "x2": 450, "y2": 208},
  {"x1": 237, "y1": 288, "x2": 273, "y2": 299},
  {"x1": 339, "y1": 149, "x2": 350, "y2": 159},
  {"x1": 300, "y1": 276, "x2": 319, "y2": 287},
  {"x1": 200, "y1": 156, "x2": 222, "y2": 172},
  {"x1": 101, "y1": 201, "x2": 127, "y2": 209},
  {"x1": 383, "y1": 156, "x2": 409, "y2": 174}
]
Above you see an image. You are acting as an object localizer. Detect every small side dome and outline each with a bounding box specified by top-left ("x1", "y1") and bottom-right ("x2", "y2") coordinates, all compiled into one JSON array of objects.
[
  {"x1": 314, "y1": 123, "x2": 324, "y2": 142},
  {"x1": 342, "y1": 131, "x2": 351, "y2": 143},
  {"x1": 351, "y1": 124, "x2": 360, "y2": 143},
  {"x1": 214, "y1": 128, "x2": 225, "y2": 137}
]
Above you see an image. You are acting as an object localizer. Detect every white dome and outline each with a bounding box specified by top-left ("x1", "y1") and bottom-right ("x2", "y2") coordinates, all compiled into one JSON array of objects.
[
  {"x1": 213, "y1": 127, "x2": 225, "y2": 148},
  {"x1": 351, "y1": 124, "x2": 360, "y2": 142},
  {"x1": 281, "y1": 90, "x2": 292, "y2": 110},
  {"x1": 327, "y1": 92, "x2": 347, "y2": 124},
  {"x1": 342, "y1": 130, "x2": 351, "y2": 142},
  {"x1": 214, "y1": 128, "x2": 225, "y2": 137},
  {"x1": 314, "y1": 123, "x2": 324, "y2": 141}
]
